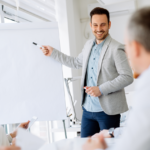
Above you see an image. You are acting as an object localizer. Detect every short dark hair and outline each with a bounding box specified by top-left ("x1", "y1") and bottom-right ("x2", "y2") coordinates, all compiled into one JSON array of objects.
[
  {"x1": 127, "y1": 7, "x2": 150, "y2": 52},
  {"x1": 90, "y1": 7, "x2": 110, "y2": 23}
]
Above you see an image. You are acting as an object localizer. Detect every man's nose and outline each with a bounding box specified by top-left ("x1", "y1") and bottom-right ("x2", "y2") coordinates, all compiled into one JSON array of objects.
[{"x1": 97, "y1": 25, "x2": 102, "y2": 31}]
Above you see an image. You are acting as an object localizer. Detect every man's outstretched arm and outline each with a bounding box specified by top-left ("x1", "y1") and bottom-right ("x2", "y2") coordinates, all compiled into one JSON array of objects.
[{"x1": 40, "y1": 45, "x2": 83, "y2": 69}]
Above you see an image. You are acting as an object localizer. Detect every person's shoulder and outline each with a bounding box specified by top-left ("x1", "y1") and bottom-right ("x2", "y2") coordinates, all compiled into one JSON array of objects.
[
  {"x1": 81, "y1": 39, "x2": 94, "y2": 52},
  {"x1": 134, "y1": 68, "x2": 150, "y2": 116},
  {"x1": 84, "y1": 38, "x2": 94, "y2": 46},
  {"x1": 109, "y1": 38, "x2": 125, "y2": 58},
  {"x1": 136, "y1": 66, "x2": 150, "y2": 90},
  {"x1": 110, "y1": 38, "x2": 125, "y2": 51}
]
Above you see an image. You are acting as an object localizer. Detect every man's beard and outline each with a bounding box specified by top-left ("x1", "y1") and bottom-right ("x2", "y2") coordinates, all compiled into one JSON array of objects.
[{"x1": 95, "y1": 30, "x2": 109, "y2": 41}]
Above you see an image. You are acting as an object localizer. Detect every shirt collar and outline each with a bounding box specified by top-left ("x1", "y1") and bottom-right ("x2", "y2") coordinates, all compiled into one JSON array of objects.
[{"x1": 93, "y1": 34, "x2": 109, "y2": 47}]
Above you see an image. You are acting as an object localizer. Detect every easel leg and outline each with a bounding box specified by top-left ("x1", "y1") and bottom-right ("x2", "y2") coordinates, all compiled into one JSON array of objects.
[{"x1": 62, "y1": 120, "x2": 67, "y2": 139}]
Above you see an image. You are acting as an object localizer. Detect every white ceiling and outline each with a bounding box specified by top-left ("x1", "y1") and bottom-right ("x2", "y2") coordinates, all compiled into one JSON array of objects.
[{"x1": 0, "y1": 0, "x2": 56, "y2": 21}]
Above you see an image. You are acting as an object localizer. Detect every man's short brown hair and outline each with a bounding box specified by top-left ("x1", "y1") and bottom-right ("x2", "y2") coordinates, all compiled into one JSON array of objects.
[
  {"x1": 127, "y1": 7, "x2": 150, "y2": 52},
  {"x1": 90, "y1": 7, "x2": 110, "y2": 23}
]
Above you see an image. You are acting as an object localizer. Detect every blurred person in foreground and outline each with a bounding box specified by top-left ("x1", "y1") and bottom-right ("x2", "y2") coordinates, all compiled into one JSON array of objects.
[
  {"x1": 0, "y1": 146, "x2": 20, "y2": 150},
  {"x1": 83, "y1": 6, "x2": 150, "y2": 150},
  {"x1": 0, "y1": 121, "x2": 29, "y2": 148}
]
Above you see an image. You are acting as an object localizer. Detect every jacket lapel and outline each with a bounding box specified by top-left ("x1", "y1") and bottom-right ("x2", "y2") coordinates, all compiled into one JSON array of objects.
[{"x1": 97, "y1": 35, "x2": 112, "y2": 79}]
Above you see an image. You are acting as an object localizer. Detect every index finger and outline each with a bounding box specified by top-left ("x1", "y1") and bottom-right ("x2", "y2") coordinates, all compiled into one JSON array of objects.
[
  {"x1": 86, "y1": 87, "x2": 91, "y2": 92},
  {"x1": 42, "y1": 45, "x2": 48, "y2": 48},
  {"x1": 40, "y1": 45, "x2": 48, "y2": 50}
]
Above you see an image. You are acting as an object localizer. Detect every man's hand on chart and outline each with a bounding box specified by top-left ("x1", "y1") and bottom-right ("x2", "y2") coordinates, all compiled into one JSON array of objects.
[
  {"x1": 40, "y1": 45, "x2": 53, "y2": 56},
  {"x1": 10, "y1": 121, "x2": 30, "y2": 138},
  {"x1": 82, "y1": 134, "x2": 107, "y2": 150},
  {"x1": 85, "y1": 86, "x2": 101, "y2": 97},
  {"x1": 92, "y1": 130, "x2": 111, "y2": 139}
]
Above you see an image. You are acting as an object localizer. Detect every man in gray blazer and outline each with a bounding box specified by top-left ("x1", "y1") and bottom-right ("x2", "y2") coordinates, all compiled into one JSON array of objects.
[
  {"x1": 83, "y1": 6, "x2": 150, "y2": 150},
  {"x1": 41, "y1": 7, "x2": 133, "y2": 137}
]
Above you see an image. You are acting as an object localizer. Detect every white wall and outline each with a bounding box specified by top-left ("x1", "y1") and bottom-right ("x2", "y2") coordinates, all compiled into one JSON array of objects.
[
  {"x1": 65, "y1": 0, "x2": 83, "y2": 121},
  {"x1": 137, "y1": 0, "x2": 150, "y2": 8},
  {"x1": 55, "y1": 0, "x2": 83, "y2": 121},
  {"x1": 79, "y1": 0, "x2": 97, "y2": 45}
]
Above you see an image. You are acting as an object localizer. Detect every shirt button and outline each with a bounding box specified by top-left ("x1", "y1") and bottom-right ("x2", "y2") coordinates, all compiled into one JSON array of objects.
[
  {"x1": 91, "y1": 67, "x2": 93, "y2": 69},
  {"x1": 89, "y1": 95, "x2": 90, "y2": 97},
  {"x1": 93, "y1": 58, "x2": 95, "y2": 60},
  {"x1": 91, "y1": 77, "x2": 92, "y2": 79}
]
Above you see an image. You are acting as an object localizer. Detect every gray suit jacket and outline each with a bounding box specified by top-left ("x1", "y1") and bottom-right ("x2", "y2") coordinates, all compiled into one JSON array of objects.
[{"x1": 51, "y1": 35, "x2": 133, "y2": 115}]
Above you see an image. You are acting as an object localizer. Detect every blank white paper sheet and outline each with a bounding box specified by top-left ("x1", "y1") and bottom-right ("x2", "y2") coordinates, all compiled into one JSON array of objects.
[
  {"x1": 0, "y1": 23, "x2": 66, "y2": 124},
  {"x1": 16, "y1": 128, "x2": 45, "y2": 150}
]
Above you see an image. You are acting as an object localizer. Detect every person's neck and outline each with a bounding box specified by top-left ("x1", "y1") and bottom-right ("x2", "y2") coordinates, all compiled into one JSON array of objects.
[
  {"x1": 96, "y1": 39, "x2": 104, "y2": 45},
  {"x1": 140, "y1": 55, "x2": 150, "y2": 74},
  {"x1": 96, "y1": 34, "x2": 109, "y2": 45}
]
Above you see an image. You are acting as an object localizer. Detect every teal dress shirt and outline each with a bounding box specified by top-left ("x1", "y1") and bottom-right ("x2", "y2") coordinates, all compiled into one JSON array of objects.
[{"x1": 83, "y1": 38, "x2": 106, "y2": 112}]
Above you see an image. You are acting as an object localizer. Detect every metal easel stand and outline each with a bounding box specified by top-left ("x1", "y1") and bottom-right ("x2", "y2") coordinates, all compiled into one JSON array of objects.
[
  {"x1": 64, "y1": 76, "x2": 82, "y2": 122},
  {"x1": 62, "y1": 77, "x2": 81, "y2": 139},
  {"x1": 48, "y1": 76, "x2": 81, "y2": 141},
  {"x1": 62, "y1": 120, "x2": 67, "y2": 139},
  {"x1": 62, "y1": 76, "x2": 82, "y2": 139}
]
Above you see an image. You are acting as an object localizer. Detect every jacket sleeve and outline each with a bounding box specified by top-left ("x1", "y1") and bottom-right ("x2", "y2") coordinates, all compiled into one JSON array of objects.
[
  {"x1": 100, "y1": 45, "x2": 133, "y2": 95},
  {"x1": 50, "y1": 46, "x2": 84, "y2": 69}
]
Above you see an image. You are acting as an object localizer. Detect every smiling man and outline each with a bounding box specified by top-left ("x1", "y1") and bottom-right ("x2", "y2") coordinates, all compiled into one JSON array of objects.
[
  {"x1": 40, "y1": 7, "x2": 133, "y2": 137},
  {"x1": 83, "y1": 6, "x2": 150, "y2": 150}
]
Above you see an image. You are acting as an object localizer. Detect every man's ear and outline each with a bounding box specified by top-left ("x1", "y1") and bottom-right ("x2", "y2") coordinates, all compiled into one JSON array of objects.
[
  {"x1": 132, "y1": 41, "x2": 141, "y2": 58},
  {"x1": 109, "y1": 21, "x2": 111, "y2": 29},
  {"x1": 90, "y1": 21, "x2": 92, "y2": 29}
]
